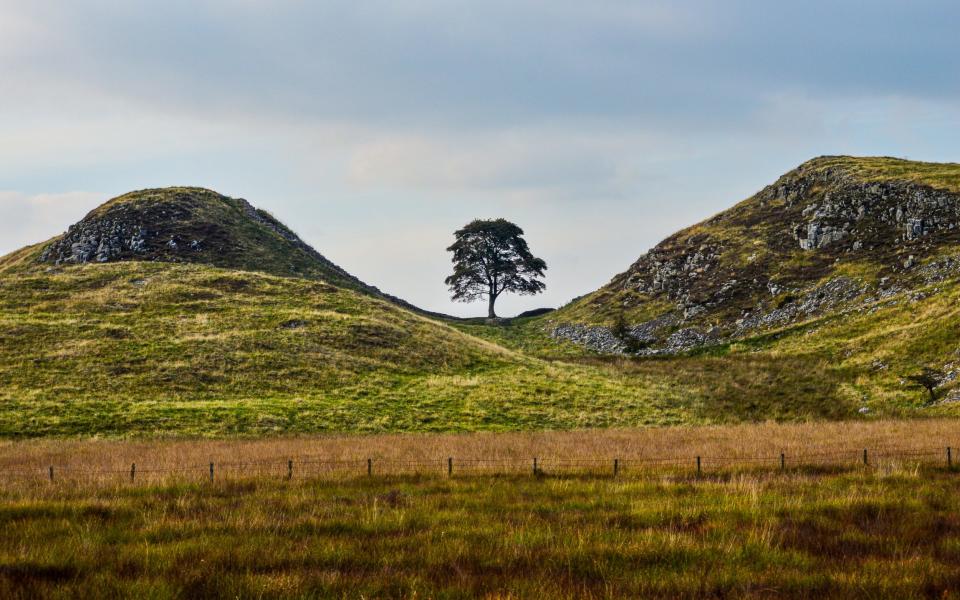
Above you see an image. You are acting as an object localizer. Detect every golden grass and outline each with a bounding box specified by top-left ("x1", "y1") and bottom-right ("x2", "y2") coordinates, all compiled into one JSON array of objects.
[
  {"x1": 2, "y1": 419, "x2": 958, "y2": 484},
  {"x1": 3, "y1": 437, "x2": 960, "y2": 597}
]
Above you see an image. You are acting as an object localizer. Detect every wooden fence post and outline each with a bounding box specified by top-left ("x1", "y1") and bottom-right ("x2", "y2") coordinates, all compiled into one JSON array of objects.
[
  {"x1": 780, "y1": 452, "x2": 785, "y2": 471},
  {"x1": 533, "y1": 457, "x2": 538, "y2": 476},
  {"x1": 209, "y1": 462, "x2": 214, "y2": 482},
  {"x1": 948, "y1": 447, "x2": 953, "y2": 469},
  {"x1": 613, "y1": 458, "x2": 619, "y2": 477},
  {"x1": 48, "y1": 466, "x2": 53, "y2": 481},
  {"x1": 696, "y1": 456, "x2": 701, "y2": 476},
  {"x1": 130, "y1": 463, "x2": 136, "y2": 482},
  {"x1": 862, "y1": 449, "x2": 868, "y2": 466},
  {"x1": 448, "y1": 457, "x2": 453, "y2": 477},
  {"x1": 367, "y1": 458, "x2": 372, "y2": 476},
  {"x1": 287, "y1": 460, "x2": 293, "y2": 481}
]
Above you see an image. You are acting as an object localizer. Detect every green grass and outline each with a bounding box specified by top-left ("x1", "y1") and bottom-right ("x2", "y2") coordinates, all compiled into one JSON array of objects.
[
  {"x1": 805, "y1": 155, "x2": 960, "y2": 192},
  {"x1": 447, "y1": 316, "x2": 590, "y2": 358},
  {"x1": 0, "y1": 261, "x2": 711, "y2": 436},
  {"x1": 3, "y1": 256, "x2": 958, "y2": 436},
  {"x1": 550, "y1": 287, "x2": 675, "y2": 327},
  {"x1": 3, "y1": 466, "x2": 960, "y2": 598}
]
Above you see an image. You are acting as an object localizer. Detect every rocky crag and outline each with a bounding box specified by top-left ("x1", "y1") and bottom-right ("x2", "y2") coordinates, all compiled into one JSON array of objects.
[{"x1": 552, "y1": 156, "x2": 960, "y2": 354}]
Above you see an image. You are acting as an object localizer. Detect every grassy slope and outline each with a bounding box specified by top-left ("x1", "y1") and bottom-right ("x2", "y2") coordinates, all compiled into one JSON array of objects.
[
  {"x1": 0, "y1": 261, "x2": 705, "y2": 436},
  {"x1": 4, "y1": 257, "x2": 956, "y2": 436},
  {"x1": 808, "y1": 155, "x2": 960, "y2": 191},
  {"x1": 466, "y1": 245, "x2": 960, "y2": 420},
  {"x1": 460, "y1": 156, "x2": 960, "y2": 418}
]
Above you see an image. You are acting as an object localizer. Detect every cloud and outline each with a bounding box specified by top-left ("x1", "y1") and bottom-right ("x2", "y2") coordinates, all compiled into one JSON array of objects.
[
  {"x1": 1, "y1": 1, "x2": 959, "y2": 315},
  {"x1": 345, "y1": 126, "x2": 662, "y2": 195},
  {"x1": 4, "y1": 0, "x2": 956, "y2": 128},
  {"x1": 0, "y1": 191, "x2": 104, "y2": 251}
]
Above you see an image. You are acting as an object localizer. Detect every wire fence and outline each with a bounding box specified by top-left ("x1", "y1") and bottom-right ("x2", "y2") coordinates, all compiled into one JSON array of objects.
[{"x1": 0, "y1": 444, "x2": 958, "y2": 485}]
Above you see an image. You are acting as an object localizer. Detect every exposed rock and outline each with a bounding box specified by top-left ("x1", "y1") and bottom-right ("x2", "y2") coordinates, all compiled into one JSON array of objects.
[
  {"x1": 664, "y1": 327, "x2": 721, "y2": 352},
  {"x1": 40, "y1": 218, "x2": 149, "y2": 265},
  {"x1": 627, "y1": 313, "x2": 679, "y2": 344},
  {"x1": 798, "y1": 221, "x2": 848, "y2": 250},
  {"x1": 772, "y1": 170, "x2": 960, "y2": 252},
  {"x1": 734, "y1": 276, "x2": 866, "y2": 334},
  {"x1": 551, "y1": 324, "x2": 625, "y2": 354},
  {"x1": 555, "y1": 275, "x2": 875, "y2": 356},
  {"x1": 918, "y1": 253, "x2": 960, "y2": 283}
]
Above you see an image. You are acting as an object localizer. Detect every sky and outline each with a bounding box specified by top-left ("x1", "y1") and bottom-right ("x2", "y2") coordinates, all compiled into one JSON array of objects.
[{"x1": 2, "y1": 1, "x2": 960, "y2": 317}]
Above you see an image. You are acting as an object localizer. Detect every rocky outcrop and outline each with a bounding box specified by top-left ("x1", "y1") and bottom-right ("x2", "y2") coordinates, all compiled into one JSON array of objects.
[
  {"x1": 622, "y1": 244, "x2": 721, "y2": 302},
  {"x1": 553, "y1": 274, "x2": 881, "y2": 355},
  {"x1": 612, "y1": 161, "x2": 960, "y2": 320},
  {"x1": 733, "y1": 276, "x2": 867, "y2": 333},
  {"x1": 773, "y1": 173, "x2": 960, "y2": 252},
  {"x1": 39, "y1": 219, "x2": 150, "y2": 265},
  {"x1": 551, "y1": 324, "x2": 627, "y2": 354}
]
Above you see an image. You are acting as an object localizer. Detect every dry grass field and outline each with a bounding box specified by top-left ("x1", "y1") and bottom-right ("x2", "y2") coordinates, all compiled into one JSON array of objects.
[
  {"x1": 3, "y1": 420, "x2": 960, "y2": 598},
  {"x1": 3, "y1": 419, "x2": 958, "y2": 479}
]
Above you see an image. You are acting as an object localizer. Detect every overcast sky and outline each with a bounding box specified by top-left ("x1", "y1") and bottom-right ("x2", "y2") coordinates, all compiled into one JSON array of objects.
[{"x1": 2, "y1": 1, "x2": 959, "y2": 316}]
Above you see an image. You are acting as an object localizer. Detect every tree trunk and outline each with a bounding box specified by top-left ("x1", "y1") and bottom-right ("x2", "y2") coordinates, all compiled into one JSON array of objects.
[{"x1": 487, "y1": 295, "x2": 497, "y2": 319}]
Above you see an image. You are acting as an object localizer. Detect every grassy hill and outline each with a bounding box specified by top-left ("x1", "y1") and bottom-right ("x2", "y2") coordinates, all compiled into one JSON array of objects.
[
  {"x1": 28, "y1": 186, "x2": 445, "y2": 317},
  {"x1": 544, "y1": 157, "x2": 960, "y2": 352},
  {"x1": 554, "y1": 156, "x2": 960, "y2": 327},
  {"x1": 35, "y1": 187, "x2": 371, "y2": 290},
  {"x1": 472, "y1": 156, "x2": 960, "y2": 417},
  {"x1": 0, "y1": 261, "x2": 713, "y2": 436}
]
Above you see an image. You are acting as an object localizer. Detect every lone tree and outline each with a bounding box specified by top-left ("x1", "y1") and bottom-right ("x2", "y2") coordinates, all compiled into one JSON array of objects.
[
  {"x1": 445, "y1": 219, "x2": 546, "y2": 318},
  {"x1": 905, "y1": 367, "x2": 944, "y2": 404}
]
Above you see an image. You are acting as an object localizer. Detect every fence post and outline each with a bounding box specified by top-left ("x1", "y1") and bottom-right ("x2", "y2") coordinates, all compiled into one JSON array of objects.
[
  {"x1": 533, "y1": 457, "x2": 538, "y2": 476},
  {"x1": 448, "y1": 457, "x2": 453, "y2": 477},
  {"x1": 948, "y1": 447, "x2": 953, "y2": 469},
  {"x1": 130, "y1": 463, "x2": 136, "y2": 482},
  {"x1": 613, "y1": 458, "x2": 619, "y2": 477},
  {"x1": 48, "y1": 466, "x2": 53, "y2": 481},
  {"x1": 209, "y1": 462, "x2": 214, "y2": 482},
  {"x1": 696, "y1": 456, "x2": 701, "y2": 476},
  {"x1": 780, "y1": 452, "x2": 785, "y2": 471},
  {"x1": 287, "y1": 460, "x2": 293, "y2": 481},
  {"x1": 367, "y1": 458, "x2": 372, "y2": 477},
  {"x1": 862, "y1": 449, "x2": 868, "y2": 466}
]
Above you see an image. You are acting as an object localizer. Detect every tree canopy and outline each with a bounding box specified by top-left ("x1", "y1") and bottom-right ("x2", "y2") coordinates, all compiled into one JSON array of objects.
[{"x1": 445, "y1": 219, "x2": 547, "y2": 318}]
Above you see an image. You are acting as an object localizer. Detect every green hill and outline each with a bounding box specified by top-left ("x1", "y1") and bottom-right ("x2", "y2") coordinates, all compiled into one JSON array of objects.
[
  {"x1": 33, "y1": 187, "x2": 370, "y2": 288},
  {"x1": 501, "y1": 156, "x2": 960, "y2": 415},
  {"x1": 24, "y1": 186, "x2": 443, "y2": 316},
  {"x1": 550, "y1": 156, "x2": 960, "y2": 352}
]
